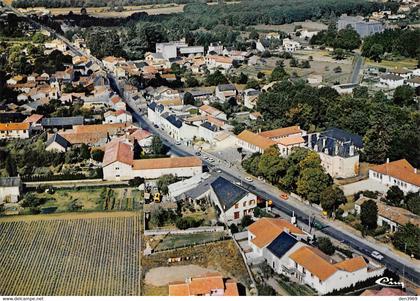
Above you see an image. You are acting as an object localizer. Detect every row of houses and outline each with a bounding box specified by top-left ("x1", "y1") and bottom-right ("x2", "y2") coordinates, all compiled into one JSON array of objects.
[{"x1": 245, "y1": 218, "x2": 385, "y2": 294}]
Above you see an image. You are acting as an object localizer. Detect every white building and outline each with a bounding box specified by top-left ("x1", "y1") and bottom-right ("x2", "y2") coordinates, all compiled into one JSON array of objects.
[
  {"x1": 102, "y1": 139, "x2": 203, "y2": 181},
  {"x1": 243, "y1": 89, "x2": 261, "y2": 109},
  {"x1": 282, "y1": 38, "x2": 301, "y2": 52},
  {"x1": 205, "y1": 55, "x2": 233, "y2": 72},
  {"x1": 379, "y1": 74, "x2": 405, "y2": 89},
  {"x1": 236, "y1": 130, "x2": 276, "y2": 154},
  {"x1": 104, "y1": 110, "x2": 133, "y2": 124},
  {"x1": 215, "y1": 84, "x2": 237, "y2": 102},
  {"x1": 369, "y1": 159, "x2": 419, "y2": 194},
  {"x1": 45, "y1": 133, "x2": 71, "y2": 153},
  {"x1": 210, "y1": 177, "x2": 257, "y2": 224},
  {"x1": 0, "y1": 123, "x2": 30, "y2": 139},
  {"x1": 306, "y1": 128, "x2": 363, "y2": 179},
  {"x1": 0, "y1": 177, "x2": 22, "y2": 203}
]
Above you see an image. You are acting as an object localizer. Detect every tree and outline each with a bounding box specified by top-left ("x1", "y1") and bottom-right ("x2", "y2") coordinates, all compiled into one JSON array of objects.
[
  {"x1": 289, "y1": 57, "x2": 298, "y2": 67},
  {"x1": 91, "y1": 149, "x2": 104, "y2": 162},
  {"x1": 151, "y1": 136, "x2": 166, "y2": 155},
  {"x1": 296, "y1": 167, "x2": 332, "y2": 204},
  {"x1": 317, "y1": 237, "x2": 335, "y2": 255},
  {"x1": 300, "y1": 60, "x2": 310, "y2": 68},
  {"x1": 183, "y1": 92, "x2": 195, "y2": 105},
  {"x1": 386, "y1": 185, "x2": 404, "y2": 206},
  {"x1": 249, "y1": 29, "x2": 259, "y2": 40},
  {"x1": 332, "y1": 48, "x2": 345, "y2": 60},
  {"x1": 406, "y1": 192, "x2": 420, "y2": 215},
  {"x1": 157, "y1": 174, "x2": 178, "y2": 195},
  {"x1": 270, "y1": 66, "x2": 288, "y2": 82},
  {"x1": 237, "y1": 72, "x2": 248, "y2": 84},
  {"x1": 320, "y1": 185, "x2": 346, "y2": 215},
  {"x1": 185, "y1": 75, "x2": 199, "y2": 87},
  {"x1": 206, "y1": 70, "x2": 228, "y2": 86},
  {"x1": 5, "y1": 157, "x2": 17, "y2": 177},
  {"x1": 392, "y1": 223, "x2": 420, "y2": 259},
  {"x1": 241, "y1": 215, "x2": 253, "y2": 228},
  {"x1": 360, "y1": 199, "x2": 378, "y2": 230},
  {"x1": 245, "y1": 79, "x2": 260, "y2": 90},
  {"x1": 229, "y1": 223, "x2": 239, "y2": 234},
  {"x1": 32, "y1": 32, "x2": 47, "y2": 43},
  {"x1": 369, "y1": 43, "x2": 384, "y2": 62},
  {"x1": 393, "y1": 85, "x2": 415, "y2": 106},
  {"x1": 80, "y1": 144, "x2": 90, "y2": 160},
  {"x1": 353, "y1": 86, "x2": 369, "y2": 98},
  {"x1": 257, "y1": 284, "x2": 276, "y2": 296}
]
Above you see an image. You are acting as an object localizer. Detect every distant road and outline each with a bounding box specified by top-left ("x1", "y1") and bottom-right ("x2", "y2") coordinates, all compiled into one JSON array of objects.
[{"x1": 349, "y1": 54, "x2": 364, "y2": 84}]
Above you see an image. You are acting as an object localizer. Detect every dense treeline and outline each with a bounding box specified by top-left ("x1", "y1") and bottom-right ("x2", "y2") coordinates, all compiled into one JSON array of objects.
[
  {"x1": 309, "y1": 24, "x2": 361, "y2": 51},
  {"x1": 255, "y1": 80, "x2": 420, "y2": 166},
  {"x1": 60, "y1": 0, "x2": 392, "y2": 59},
  {"x1": 12, "y1": 0, "x2": 203, "y2": 9},
  {"x1": 362, "y1": 29, "x2": 420, "y2": 60}
]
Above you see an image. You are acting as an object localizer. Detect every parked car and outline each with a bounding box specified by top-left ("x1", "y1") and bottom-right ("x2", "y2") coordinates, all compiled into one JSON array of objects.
[
  {"x1": 245, "y1": 177, "x2": 253, "y2": 182},
  {"x1": 195, "y1": 152, "x2": 201, "y2": 156},
  {"x1": 279, "y1": 193, "x2": 289, "y2": 200},
  {"x1": 371, "y1": 251, "x2": 384, "y2": 261}
]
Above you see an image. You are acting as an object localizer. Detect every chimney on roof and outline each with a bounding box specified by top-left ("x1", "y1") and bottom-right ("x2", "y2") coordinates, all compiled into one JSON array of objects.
[
  {"x1": 415, "y1": 168, "x2": 418, "y2": 174},
  {"x1": 386, "y1": 158, "x2": 390, "y2": 163},
  {"x1": 283, "y1": 227, "x2": 290, "y2": 234},
  {"x1": 186, "y1": 277, "x2": 192, "y2": 284}
]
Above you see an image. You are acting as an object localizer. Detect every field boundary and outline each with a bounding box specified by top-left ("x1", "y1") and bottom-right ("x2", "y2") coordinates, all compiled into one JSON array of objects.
[{"x1": 0, "y1": 210, "x2": 140, "y2": 223}]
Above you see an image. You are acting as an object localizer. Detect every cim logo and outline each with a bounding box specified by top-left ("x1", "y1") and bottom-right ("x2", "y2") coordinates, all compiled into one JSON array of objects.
[{"x1": 375, "y1": 277, "x2": 405, "y2": 289}]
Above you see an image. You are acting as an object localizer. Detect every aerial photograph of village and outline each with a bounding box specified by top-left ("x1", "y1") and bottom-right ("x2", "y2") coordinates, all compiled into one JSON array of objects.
[{"x1": 0, "y1": 0, "x2": 419, "y2": 299}]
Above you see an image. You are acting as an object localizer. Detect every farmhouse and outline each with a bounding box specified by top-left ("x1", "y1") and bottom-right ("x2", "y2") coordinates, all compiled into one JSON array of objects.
[
  {"x1": 104, "y1": 110, "x2": 133, "y2": 124},
  {"x1": 45, "y1": 133, "x2": 71, "y2": 153},
  {"x1": 215, "y1": 84, "x2": 237, "y2": 102}
]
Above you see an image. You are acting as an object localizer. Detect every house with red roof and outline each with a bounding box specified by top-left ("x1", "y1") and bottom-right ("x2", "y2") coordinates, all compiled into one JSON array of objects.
[
  {"x1": 169, "y1": 273, "x2": 239, "y2": 296},
  {"x1": 369, "y1": 159, "x2": 419, "y2": 194}
]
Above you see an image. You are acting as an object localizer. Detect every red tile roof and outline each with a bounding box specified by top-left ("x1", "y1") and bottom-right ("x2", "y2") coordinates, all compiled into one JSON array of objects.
[
  {"x1": 370, "y1": 159, "x2": 420, "y2": 187},
  {"x1": 169, "y1": 273, "x2": 239, "y2": 296},
  {"x1": 237, "y1": 130, "x2": 276, "y2": 151},
  {"x1": 102, "y1": 140, "x2": 133, "y2": 167},
  {"x1": 132, "y1": 156, "x2": 202, "y2": 170},
  {"x1": 260, "y1": 125, "x2": 302, "y2": 139},
  {"x1": 22, "y1": 114, "x2": 44, "y2": 124},
  {"x1": 248, "y1": 218, "x2": 305, "y2": 248}
]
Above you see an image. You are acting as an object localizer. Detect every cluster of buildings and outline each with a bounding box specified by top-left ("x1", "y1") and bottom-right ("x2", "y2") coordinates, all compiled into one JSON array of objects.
[
  {"x1": 236, "y1": 126, "x2": 362, "y2": 179},
  {"x1": 337, "y1": 14, "x2": 384, "y2": 38},
  {"x1": 377, "y1": 67, "x2": 420, "y2": 90},
  {"x1": 244, "y1": 218, "x2": 384, "y2": 294}
]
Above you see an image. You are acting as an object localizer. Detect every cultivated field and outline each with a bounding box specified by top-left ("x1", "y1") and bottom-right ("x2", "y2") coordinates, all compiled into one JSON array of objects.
[{"x1": 0, "y1": 212, "x2": 142, "y2": 295}]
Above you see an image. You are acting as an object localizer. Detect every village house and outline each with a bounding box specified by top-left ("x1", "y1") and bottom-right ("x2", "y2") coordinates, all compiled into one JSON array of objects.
[
  {"x1": 379, "y1": 74, "x2": 405, "y2": 89},
  {"x1": 45, "y1": 133, "x2": 72, "y2": 153},
  {"x1": 168, "y1": 273, "x2": 239, "y2": 296},
  {"x1": 287, "y1": 246, "x2": 384, "y2": 294},
  {"x1": 236, "y1": 130, "x2": 276, "y2": 154},
  {"x1": 210, "y1": 176, "x2": 257, "y2": 224},
  {"x1": 0, "y1": 177, "x2": 22, "y2": 203},
  {"x1": 215, "y1": 84, "x2": 237, "y2": 102},
  {"x1": 243, "y1": 89, "x2": 261, "y2": 109},
  {"x1": 368, "y1": 159, "x2": 419, "y2": 194},
  {"x1": 306, "y1": 128, "x2": 363, "y2": 179},
  {"x1": 205, "y1": 55, "x2": 234, "y2": 73},
  {"x1": 104, "y1": 110, "x2": 133, "y2": 124},
  {"x1": 41, "y1": 116, "x2": 84, "y2": 131},
  {"x1": 199, "y1": 105, "x2": 227, "y2": 121},
  {"x1": 354, "y1": 196, "x2": 420, "y2": 233},
  {"x1": 22, "y1": 114, "x2": 43, "y2": 131},
  {"x1": 0, "y1": 122, "x2": 30, "y2": 139},
  {"x1": 102, "y1": 139, "x2": 202, "y2": 181},
  {"x1": 282, "y1": 38, "x2": 301, "y2": 52},
  {"x1": 247, "y1": 218, "x2": 308, "y2": 259}
]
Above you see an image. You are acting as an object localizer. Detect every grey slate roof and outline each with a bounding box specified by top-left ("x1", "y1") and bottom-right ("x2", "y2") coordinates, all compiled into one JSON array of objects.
[
  {"x1": 201, "y1": 121, "x2": 217, "y2": 132},
  {"x1": 166, "y1": 114, "x2": 183, "y2": 128},
  {"x1": 46, "y1": 133, "x2": 71, "y2": 149},
  {"x1": 0, "y1": 177, "x2": 21, "y2": 187},
  {"x1": 267, "y1": 232, "x2": 298, "y2": 259},
  {"x1": 210, "y1": 176, "x2": 248, "y2": 211},
  {"x1": 321, "y1": 128, "x2": 363, "y2": 149},
  {"x1": 41, "y1": 116, "x2": 84, "y2": 127},
  {"x1": 217, "y1": 84, "x2": 236, "y2": 92}
]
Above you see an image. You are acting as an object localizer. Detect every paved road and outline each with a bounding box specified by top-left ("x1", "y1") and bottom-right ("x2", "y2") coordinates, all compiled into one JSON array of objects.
[
  {"x1": 4, "y1": 2, "x2": 419, "y2": 285},
  {"x1": 349, "y1": 54, "x2": 364, "y2": 84}
]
